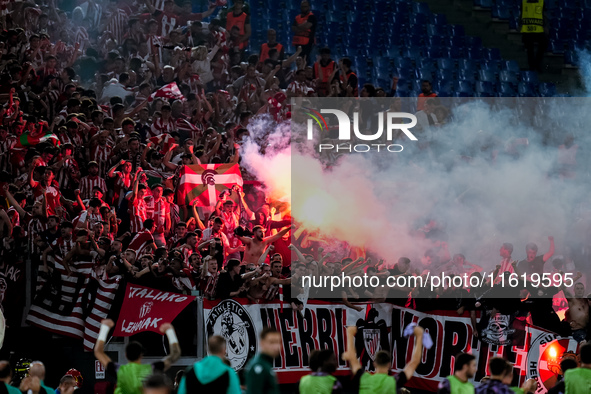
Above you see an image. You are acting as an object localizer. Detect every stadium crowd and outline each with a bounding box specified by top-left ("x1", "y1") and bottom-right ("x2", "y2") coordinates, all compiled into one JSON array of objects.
[{"x1": 0, "y1": 0, "x2": 590, "y2": 392}]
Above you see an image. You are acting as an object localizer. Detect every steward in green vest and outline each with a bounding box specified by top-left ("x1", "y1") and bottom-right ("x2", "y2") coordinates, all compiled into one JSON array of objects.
[
  {"x1": 341, "y1": 325, "x2": 424, "y2": 394},
  {"x1": 437, "y1": 353, "x2": 476, "y2": 394},
  {"x1": 94, "y1": 319, "x2": 182, "y2": 394},
  {"x1": 299, "y1": 350, "x2": 341, "y2": 394},
  {"x1": 565, "y1": 343, "x2": 591, "y2": 394},
  {"x1": 520, "y1": 0, "x2": 546, "y2": 72}
]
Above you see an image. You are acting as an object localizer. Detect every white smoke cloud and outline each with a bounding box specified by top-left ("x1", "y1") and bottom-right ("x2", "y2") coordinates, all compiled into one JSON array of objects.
[{"x1": 240, "y1": 97, "x2": 591, "y2": 273}]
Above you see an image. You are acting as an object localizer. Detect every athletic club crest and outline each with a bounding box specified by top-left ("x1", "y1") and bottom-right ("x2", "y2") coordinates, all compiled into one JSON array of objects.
[
  {"x1": 354, "y1": 308, "x2": 390, "y2": 371},
  {"x1": 363, "y1": 329, "x2": 381, "y2": 361},
  {"x1": 206, "y1": 299, "x2": 257, "y2": 370}
]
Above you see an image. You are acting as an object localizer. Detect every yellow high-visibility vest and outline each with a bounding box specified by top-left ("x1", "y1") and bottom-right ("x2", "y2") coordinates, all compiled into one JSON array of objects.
[{"x1": 521, "y1": 0, "x2": 544, "y2": 33}]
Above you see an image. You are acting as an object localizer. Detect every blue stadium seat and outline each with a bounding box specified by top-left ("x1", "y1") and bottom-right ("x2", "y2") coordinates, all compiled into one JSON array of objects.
[
  {"x1": 565, "y1": 50, "x2": 579, "y2": 65},
  {"x1": 458, "y1": 69, "x2": 476, "y2": 82},
  {"x1": 427, "y1": 24, "x2": 446, "y2": 36},
  {"x1": 412, "y1": 79, "x2": 424, "y2": 91},
  {"x1": 437, "y1": 80, "x2": 454, "y2": 96},
  {"x1": 499, "y1": 70, "x2": 519, "y2": 85},
  {"x1": 521, "y1": 71, "x2": 540, "y2": 84},
  {"x1": 394, "y1": 66, "x2": 414, "y2": 79},
  {"x1": 416, "y1": 68, "x2": 435, "y2": 80},
  {"x1": 426, "y1": 46, "x2": 444, "y2": 58},
  {"x1": 447, "y1": 35, "x2": 466, "y2": 47},
  {"x1": 418, "y1": 58, "x2": 437, "y2": 68},
  {"x1": 446, "y1": 46, "x2": 463, "y2": 59},
  {"x1": 455, "y1": 81, "x2": 474, "y2": 95},
  {"x1": 431, "y1": 13, "x2": 448, "y2": 25},
  {"x1": 539, "y1": 82, "x2": 557, "y2": 97},
  {"x1": 467, "y1": 47, "x2": 484, "y2": 59},
  {"x1": 492, "y1": 5, "x2": 511, "y2": 20},
  {"x1": 411, "y1": 13, "x2": 430, "y2": 26},
  {"x1": 497, "y1": 82, "x2": 517, "y2": 96},
  {"x1": 458, "y1": 58, "x2": 478, "y2": 72},
  {"x1": 453, "y1": 91, "x2": 474, "y2": 98},
  {"x1": 385, "y1": 47, "x2": 401, "y2": 58},
  {"x1": 478, "y1": 69, "x2": 496, "y2": 82},
  {"x1": 548, "y1": 39, "x2": 566, "y2": 53},
  {"x1": 475, "y1": 81, "x2": 494, "y2": 95},
  {"x1": 509, "y1": 16, "x2": 520, "y2": 30},
  {"x1": 437, "y1": 58, "x2": 456, "y2": 70},
  {"x1": 502, "y1": 60, "x2": 521, "y2": 73},
  {"x1": 518, "y1": 82, "x2": 536, "y2": 96},
  {"x1": 485, "y1": 48, "x2": 501, "y2": 60},
  {"x1": 475, "y1": 91, "x2": 494, "y2": 97},
  {"x1": 481, "y1": 60, "x2": 500, "y2": 72},
  {"x1": 402, "y1": 47, "x2": 423, "y2": 59},
  {"x1": 437, "y1": 69, "x2": 455, "y2": 81},
  {"x1": 474, "y1": 0, "x2": 493, "y2": 8},
  {"x1": 448, "y1": 25, "x2": 465, "y2": 36},
  {"x1": 412, "y1": 2, "x2": 431, "y2": 14},
  {"x1": 375, "y1": 57, "x2": 393, "y2": 71}
]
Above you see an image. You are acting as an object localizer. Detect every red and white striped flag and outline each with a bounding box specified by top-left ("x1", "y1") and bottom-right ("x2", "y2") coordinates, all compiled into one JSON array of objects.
[
  {"x1": 279, "y1": 284, "x2": 284, "y2": 312},
  {"x1": 177, "y1": 164, "x2": 243, "y2": 206},
  {"x1": 82, "y1": 275, "x2": 121, "y2": 351},
  {"x1": 149, "y1": 82, "x2": 184, "y2": 102},
  {"x1": 26, "y1": 257, "x2": 121, "y2": 351}
]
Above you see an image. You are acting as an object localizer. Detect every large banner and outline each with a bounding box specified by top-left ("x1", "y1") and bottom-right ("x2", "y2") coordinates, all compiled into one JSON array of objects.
[
  {"x1": 204, "y1": 299, "x2": 579, "y2": 393},
  {"x1": 26, "y1": 256, "x2": 120, "y2": 352},
  {"x1": 113, "y1": 284, "x2": 196, "y2": 336}
]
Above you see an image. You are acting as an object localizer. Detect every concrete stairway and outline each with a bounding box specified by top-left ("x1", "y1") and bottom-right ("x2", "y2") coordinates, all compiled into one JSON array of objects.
[{"x1": 415, "y1": 0, "x2": 583, "y2": 94}]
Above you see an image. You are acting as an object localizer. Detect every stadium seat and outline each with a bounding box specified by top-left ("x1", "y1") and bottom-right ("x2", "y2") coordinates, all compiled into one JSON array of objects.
[
  {"x1": 485, "y1": 48, "x2": 502, "y2": 60},
  {"x1": 412, "y1": 2, "x2": 431, "y2": 14},
  {"x1": 478, "y1": 70, "x2": 497, "y2": 83},
  {"x1": 431, "y1": 13, "x2": 448, "y2": 25},
  {"x1": 502, "y1": 60, "x2": 521, "y2": 73},
  {"x1": 446, "y1": 46, "x2": 463, "y2": 59},
  {"x1": 474, "y1": 0, "x2": 493, "y2": 8},
  {"x1": 497, "y1": 82, "x2": 517, "y2": 96},
  {"x1": 521, "y1": 71, "x2": 540, "y2": 84},
  {"x1": 492, "y1": 5, "x2": 511, "y2": 20},
  {"x1": 458, "y1": 69, "x2": 476, "y2": 82},
  {"x1": 437, "y1": 58, "x2": 456, "y2": 70},
  {"x1": 539, "y1": 83, "x2": 557, "y2": 97},
  {"x1": 467, "y1": 47, "x2": 484, "y2": 59},
  {"x1": 412, "y1": 79, "x2": 425, "y2": 91},
  {"x1": 427, "y1": 24, "x2": 446, "y2": 36},
  {"x1": 458, "y1": 58, "x2": 478, "y2": 72},
  {"x1": 517, "y1": 82, "x2": 536, "y2": 96},
  {"x1": 426, "y1": 46, "x2": 444, "y2": 58},
  {"x1": 499, "y1": 70, "x2": 519, "y2": 85},
  {"x1": 437, "y1": 69, "x2": 455, "y2": 81},
  {"x1": 454, "y1": 81, "x2": 474, "y2": 94},
  {"x1": 394, "y1": 67, "x2": 414, "y2": 80},
  {"x1": 448, "y1": 25, "x2": 465, "y2": 36},
  {"x1": 402, "y1": 47, "x2": 423, "y2": 59},
  {"x1": 416, "y1": 68, "x2": 435, "y2": 80},
  {"x1": 475, "y1": 81, "x2": 494, "y2": 95},
  {"x1": 394, "y1": 57, "x2": 414, "y2": 70},
  {"x1": 418, "y1": 58, "x2": 437, "y2": 69},
  {"x1": 437, "y1": 80, "x2": 454, "y2": 96},
  {"x1": 481, "y1": 60, "x2": 500, "y2": 72}
]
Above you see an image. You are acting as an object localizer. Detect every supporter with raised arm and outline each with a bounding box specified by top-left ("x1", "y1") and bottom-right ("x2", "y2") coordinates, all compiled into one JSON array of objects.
[
  {"x1": 341, "y1": 324, "x2": 424, "y2": 393},
  {"x1": 94, "y1": 319, "x2": 181, "y2": 394}
]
